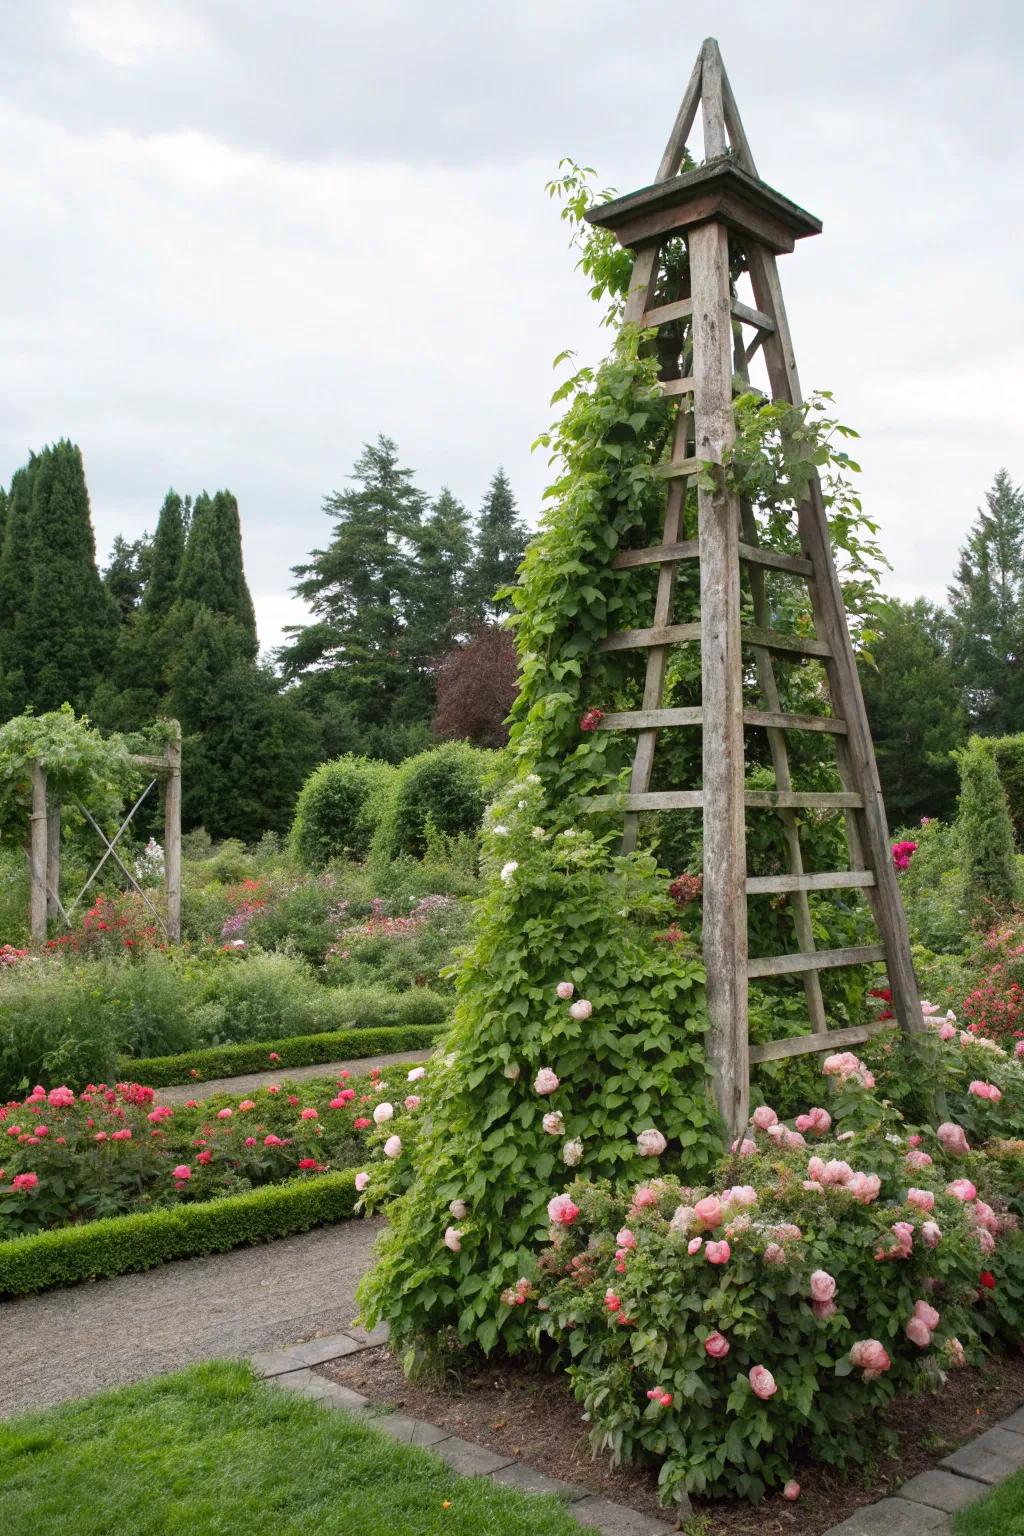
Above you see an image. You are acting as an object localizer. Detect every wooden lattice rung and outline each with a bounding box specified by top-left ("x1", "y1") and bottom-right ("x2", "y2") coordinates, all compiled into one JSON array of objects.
[
  {"x1": 598, "y1": 707, "x2": 847, "y2": 735},
  {"x1": 598, "y1": 623, "x2": 829, "y2": 658},
  {"x1": 640, "y1": 297, "x2": 693, "y2": 327},
  {"x1": 746, "y1": 870, "x2": 876, "y2": 895},
  {"x1": 746, "y1": 943, "x2": 885, "y2": 979},
  {"x1": 745, "y1": 790, "x2": 862, "y2": 810},
  {"x1": 653, "y1": 457, "x2": 703, "y2": 481},
  {"x1": 590, "y1": 789, "x2": 863, "y2": 813},
  {"x1": 612, "y1": 540, "x2": 700, "y2": 570},
  {"x1": 736, "y1": 543, "x2": 813, "y2": 577},
  {"x1": 749, "y1": 1019, "x2": 895, "y2": 1065},
  {"x1": 658, "y1": 377, "x2": 696, "y2": 396},
  {"x1": 731, "y1": 299, "x2": 775, "y2": 331},
  {"x1": 743, "y1": 625, "x2": 830, "y2": 658}
]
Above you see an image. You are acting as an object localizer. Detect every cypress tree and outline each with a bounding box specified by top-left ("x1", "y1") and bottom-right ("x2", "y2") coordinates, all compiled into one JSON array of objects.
[
  {"x1": 141, "y1": 490, "x2": 189, "y2": 623},
  {"x1": 0, "y1": 442, "x2": 119, "y2": 714},
  {"x1": 957, "y1": 736, "x2": 1019, "y2": 915},
  {"x1": 0, "y1": 460, "x2": 39, "y2": 715},
  {"x1": 466, "y1": 468, "x2": 528, "y2": 619},
  {"x1": 176, "y1": 490, "x2": 257, "y2": 653}
]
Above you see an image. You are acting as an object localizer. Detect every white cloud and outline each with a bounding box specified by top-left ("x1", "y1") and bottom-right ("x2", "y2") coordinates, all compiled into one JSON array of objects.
[{"x1": 69, "y1": 0, "x2": 210, "y2": 67}]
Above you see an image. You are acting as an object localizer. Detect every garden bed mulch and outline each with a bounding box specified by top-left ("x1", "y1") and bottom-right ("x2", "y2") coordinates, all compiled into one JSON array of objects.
[{"x1": 321, "y1": 1345, "x2": 1024, "y2": 1535}]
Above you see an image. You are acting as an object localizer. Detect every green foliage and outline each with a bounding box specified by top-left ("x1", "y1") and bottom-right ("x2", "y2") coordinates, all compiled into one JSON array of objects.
[
  {"x1": 174, "y1": 489, "x2": 257, "y2": 650},
  {"x1": 957, "y1": 737, "x2": 1019, "y2": 916},
  {"x1": 291, "y1": 755, "x2": 396, "y2": 867},
  {"x1": 897, "y1": 817, "x2": 971, "y2": 954},
  {"x1": 858, "y1": 597, "x2": 966, "y2": 822},
  {"x1": 987, "y1": 733, "x2": 1024, "y2": 848},
  {"x1": 0, "y1": 705, "x2": 142, "y2": 843},
  {"x1": 0, "y1": 1170, "x2": 360, "y2": 1298},
  {"x1": 102, "y1": 533, "x2": 153, "y2": 621},
  {"x1": 0, "y1": 1362, "x2": 584, "y2": 1536},
  {"x1": 948, "y1": 469, "x2": 1024, "y2": 735},
  {"x1": 359, "y1": 781, "x2": 715, "y2": 1359},
  {"x1": 126, "y1": 1020, "x2": 445, "y2": 1087},
  {"x1": 372, "y1": 743, "x2": 492, "y2": 861}
]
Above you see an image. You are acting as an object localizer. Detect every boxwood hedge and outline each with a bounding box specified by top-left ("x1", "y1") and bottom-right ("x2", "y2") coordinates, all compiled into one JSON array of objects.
[{"x1": 121, "y1": 1022, "x2": 444, "y2": 1087}]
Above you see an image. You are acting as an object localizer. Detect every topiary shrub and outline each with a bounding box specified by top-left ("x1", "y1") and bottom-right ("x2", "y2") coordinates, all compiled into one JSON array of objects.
[
  {"x1": 291, "y1": 756, "x2": 395, "y2": 867},
  {"x1": 956, "y1": 737, "x2": 1019, "y2": 916},
  {"x1": 371, "y1": 743, "x2": 492, "y2": 861},
  {"x1": 988, "y1": 733, "x2": 1024, "y2": 848}
]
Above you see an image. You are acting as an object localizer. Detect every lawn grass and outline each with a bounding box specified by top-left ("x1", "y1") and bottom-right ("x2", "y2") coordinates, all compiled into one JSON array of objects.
[
  {"x1": 954, "y1": 1465, "x2": 1024, "y2": 1534},
  {"x1": 0, "y1": 1360, "x2": 583, "y2": 1536}
]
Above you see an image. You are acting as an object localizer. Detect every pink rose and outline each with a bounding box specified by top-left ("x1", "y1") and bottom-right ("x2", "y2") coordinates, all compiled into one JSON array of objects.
[
  {"x1": 913, "y1": 1299, "x2": 940, "y2": 1331},
  {"x1": 217, "y1": 1108, "x2": 233, "y2": 1120},
  {"x1": 569, "y1": 999, "x2": 593, "y2": 1022},
  {"x1": 722, "y1": 1185, "x2": 757, "y2": 1208},
  {"x1": 795, "y1": 1107, "x2": 831, "y2": 1135},
  {"x1": 976, "y1": 1228, "x2": 996, "y2": 1256},
  {"x1": 731, "y1": 1137, "x2": 757, "y2": 1156},
  {"x1": 905, "y1": 1317, "x2": 932, "y2": 1348},
  {"x1": 444, "y1": 1226, "x2": 462, "y2": 1252},
  {"x1": 921, "y1": 1220, "x2": 942, "y2": 1248},
  {"x1": 449, "y1": 1199, "x2": 467, "y2": 1219},
  {"x1": 47, "y1": 1086, "x2": 75, "y2": 1107},
  {"x1": 556, "y1": 981, "x2": 575, "y2": 1000},
  {"x1": 373, "y1": 1102, "x2": 394, "y2": 1124},
  {"x1": 782, "y1": 1480, "x2": 800, "y2": 1501},
  {"x1": 355, "y1": 1171, "x2": 369, "y2": 1192},
  {"x1": 749, "y1": 1365, "x2": 777, "y2": 1400},
  {"x1": 802, "y1": 1180, "x2": 824, "y2": 1194},
  {"x1": 946, "y1": 1178, "x2": 977, "y2": 1203},
  {"x1": 11, "y1": 1171, "x2": 38, "y2": 1192},
  {"x1": 847, "y1": 1172, "x2": 881, "y2": 1204},
  {"x1": 807, "y1": 1156, "x2": 826, "y2": 1181},
  {"x1": 906, "y1": 1149, "x2": 933, "y2": 1170},
  {"x1": 948, "y1": 1337, "x2": 967, "y2": 1367},
  {"x1": 938, "y1": 1022, "x2": 956, "y2": 1040},
  {"x1": 971, "y1": 1200, "x2": 1000, "y2": 1234},
  {"x1": 637, "y1": 1128, "x2": 666, "y2": 1158},
  {"x1": 383, "y1": 1135, "x2": 402, "y2": 1158},
  {"x1": 547, "y1": 1193, "x2": 579, "y2": 1226},
  {"x1": 407, "y1": 1066, "x2": 426, "y2": 1082},
  {"x1": 534, "y1": 1068, "x2": 560, "y2": 1095},
  {"x1": 542, "y1": 1112, "x2": 565, "y2": 1136},
  {"x1": 616, "y1": 1227, "x2": 637, "y2": 1250},
  {"x1": 809, "y1": 1269, "x2": 836, "y2": 1303},
  {"x1": 849, "y1": 1339, "x2": 891, "y2": 1374},
  {"x1": 687, "y1": 1236, "x2": 703, "y2": 1255},
  {"x1": 704, "y1": 1331, "x2": 730, "y2": 1359},
  {"x1": 631, "y1": 1185, "x2": 658, "y2": 1210},
  {"x1": 171, "y1": 1165, "x2": 191, "y2": 1180},
  {"x1": 751, "y1": 1106, "x2": 778, "y2": 1130},
  {"x1": 907, "y1": 1187, "x2": 935, "y2": 1212},
  {"x1": 822, "y1": 1160, "x2": 853, "y2": 1186},
  {"x1": 937, "y1": 1122, "x2": 970, "y2": 1156},
  {"x1": 694, "y1": 1195, "x2": 723, "y2": 1229},
  {"x1": 782, "y1": 1129, "x2": 807, "y2": 1149},
  {"x1": 404, "y1": 1095, "x2": 421, "y2": 1111},
  {"x1": 1016, "y1": 1041, "x2": 1024, "y2": 1059},
  {"x1": 812, "y1": 1299, "x2": 837, "y2": 1319},
  {"x1": 264, "y1": 1134, "x2": 284, "y2": 1147},
  {"x1": 243, "y1": 1136, "x2": 256, "y2": 1147},
  {"x1": 706, "y1": 1240, "x2": 731, "y2": 1265}
]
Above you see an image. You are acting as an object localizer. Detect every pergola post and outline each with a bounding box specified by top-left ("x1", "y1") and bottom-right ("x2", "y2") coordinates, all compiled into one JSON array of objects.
[
  {"x1": 29, "y1": 762, "x2": 48, "y2": 944},
  {"x1": 164, "y1": 721, "x2": 182, "y2": 944},
  {"x1": 46, "y1": 796, "x2": 61, "y2": 922}
]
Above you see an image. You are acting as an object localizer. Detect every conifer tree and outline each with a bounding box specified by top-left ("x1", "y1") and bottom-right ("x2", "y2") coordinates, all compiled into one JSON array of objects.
[
  {"x1": 279, "y1": 435, "x2": 426, "y2": 723},
  {"x1": 103, "y1": 534, "x2": 153, "y2": 620},
  {"x1": 0, "y1": 442, "x2": 118, "y2": 714},
  {"x1": 141, "y1": 491, "x2": 190, "y2": 623},
  {"x1": 858, "y1": 597, "x2": 966, "y2": 822},
  {"x1": 404, "y1": 486, "x2": 473, "y2": 663},
  {"x1": 948, "y1": 469, "x2": 1024, "y2": 734},
  {"x1": 0, "y1": 460, "x2": 39, "y2": 715},
  {"x1": 176, "y1": 490, "x2": 257, "y2": 653},
  {"x1": 957, "y1": 736, "x2": 1019, "y2": 914},
  {"x1": 466, "y1": 468, "x2": 528, "y2": 619}
]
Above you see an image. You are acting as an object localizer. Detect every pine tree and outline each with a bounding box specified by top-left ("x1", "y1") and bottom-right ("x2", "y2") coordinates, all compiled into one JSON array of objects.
[
  {"x1": 466, "y1": 468, "x2": 528, "y2": 619},
  {"x1": 404, "y1": 486, "x2": 473, "y2": 664},
  {"x1": 858, "y1": 597, "x2": 967, "y2": 822},
  {"x1": 279, "y1": 435, "x2": 426, "y2": 724},
  {"x1": 0, "y1": 442, "x2": 119, "y2": 715},
  {"x1": 948, "y1": 469, "x2": 1024, "y2": 734}
]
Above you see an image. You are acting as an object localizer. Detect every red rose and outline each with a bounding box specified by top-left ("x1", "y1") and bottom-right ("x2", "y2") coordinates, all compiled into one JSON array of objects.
[
  {"x1": 980, "y1": 1271, "x2": 996, "y2": 1290},
  {"x1": 579, "y1": 708, "x2": 605, "y2": 732}
]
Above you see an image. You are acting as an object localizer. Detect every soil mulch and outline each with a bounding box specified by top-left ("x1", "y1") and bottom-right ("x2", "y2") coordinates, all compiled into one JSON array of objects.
[{"x1": 321, "y1": 1346, "x2": 1024, "y2": 1535}]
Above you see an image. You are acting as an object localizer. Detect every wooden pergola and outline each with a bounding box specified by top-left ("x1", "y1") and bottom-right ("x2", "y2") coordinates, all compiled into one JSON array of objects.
[{"x1": 585, "y1": 39, "x2": 921, "y2": 1137}]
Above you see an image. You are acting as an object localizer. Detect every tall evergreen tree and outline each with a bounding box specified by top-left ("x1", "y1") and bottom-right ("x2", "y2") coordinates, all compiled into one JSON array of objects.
[
  {"x1": 279, "y1": 435, "x2": 426, "y2": 723},
  {"x1": 466, "y1": 468, "x2": 528, "y2": 619},
  {"x1": 141, "y1": 490, "x2": 190, "y2": 624},
  {"x1": 948, "y1": 469, "x2": 1024, "y2": 734},
  {"x1": 858, "y1": 597, "x2": 966, "y2": 822},
  {"x1": 405, "y1": 487, "x2": 473, "y2": 660},
  {"x1": 0, "y1": 460, "x2": 39, "y2": 715},
  {"x1": 0, "y1": 442, "x2": 119, "y2": 715},
  {"x1": 176, "y1": 490, "x2": 257, "y2": 653}
]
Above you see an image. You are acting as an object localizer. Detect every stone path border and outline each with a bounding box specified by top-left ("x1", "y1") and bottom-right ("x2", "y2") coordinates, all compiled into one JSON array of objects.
[
  {"x1": 251, "y1": 1329, "x2": 675, "y2": 1536},
  {"x1": 822, "y1": 1404, "x2": 1024, "y2": 1534},
  {"x1": 159, "y1": 1048, "x2": 433, "y2": 1104}
]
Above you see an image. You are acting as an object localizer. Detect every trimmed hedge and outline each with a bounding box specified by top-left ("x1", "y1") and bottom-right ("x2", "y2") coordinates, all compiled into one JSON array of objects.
[
  {"x1": 121, "y1": 1022, "x2": 444, "y2": 1087},
  {"x1": 0, "y1": 1169, "x2": 360, "y2": 1299}
]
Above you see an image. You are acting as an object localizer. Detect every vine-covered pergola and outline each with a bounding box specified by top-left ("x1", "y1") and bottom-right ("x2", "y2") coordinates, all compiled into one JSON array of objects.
[{"x1": 583, "y1": 38, "x2": 921, "y2": 1135}]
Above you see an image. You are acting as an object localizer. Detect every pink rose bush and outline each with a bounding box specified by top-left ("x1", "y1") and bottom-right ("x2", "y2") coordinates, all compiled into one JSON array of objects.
[{"x1": 0, "y1": 1067, "x2": 424, "y2": 1237}]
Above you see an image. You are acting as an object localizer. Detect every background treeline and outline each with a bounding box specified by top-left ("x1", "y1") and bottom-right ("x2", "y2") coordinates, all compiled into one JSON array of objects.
[
  {"x1": 858, "y1": 468, "x2": 1024, "y2": 822},
  {"x1": 0, "y1": 436, "x2": 524, "y2": 839}
]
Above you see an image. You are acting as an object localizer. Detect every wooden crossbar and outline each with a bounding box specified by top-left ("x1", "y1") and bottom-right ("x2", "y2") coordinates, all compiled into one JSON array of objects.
[
  {"x1": 749, "y1": 1019, "x2": 895, "y2": 1064},
  {"x1": 610, "y1": 540, "x2": 811, "y2": 576},
  {"x1": 746, "y1": 870, "x2": 876, "y2": 894},
  {"x1": 641, "y1": 298, "x2": 693, "y2": 326},
  {"x1": 598, "y1": 622, "x2": 828, "y2": 657},
  {"x1": 653, "y1": 457, "x2": 703, "y2": 480},
  {"x1": 730, "y1": 299, "x2": 774, "y2": 331},
  {"x1": 658, "y1": 377, "x2": 696, "y2": 396},
  {"x1": 589, "y1": 790, "x2": 862, "y2": 813},
  {"x1": 746, "y1": 944, "x2": 886, "y2": 979},
  {"x1": 597, "y1": 707, "x2": 846, "y2": 734}
]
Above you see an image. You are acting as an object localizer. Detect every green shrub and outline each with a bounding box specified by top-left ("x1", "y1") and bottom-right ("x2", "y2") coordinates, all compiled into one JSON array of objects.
[
  {"x1": 0, "y1": 1169, "x2": 360, "y2": 1298},
  {"x1": 123, "y1": 1020, "x2": 443, "y2": 1086},
  {"x1": 185, "y1": 950, "x2": 334, "y2": 1046},
  {"x1": 372, "y1": 743, "x2": 492, "y2": 861},
  {"x1": 988, "y1": 734, "x2": 1024, "y2": 848},
  {"x1": 291, "y1": 756, "x2": 395, "y2": 867},
  {"x1": 897, "y1": 816, "x2": 971, "y2": 954},
  {"x1": 957, "y1": 737, "x2": 1019, "y2": 916}
]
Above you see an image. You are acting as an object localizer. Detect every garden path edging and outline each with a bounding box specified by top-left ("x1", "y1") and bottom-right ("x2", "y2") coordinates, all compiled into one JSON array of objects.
[
  {"x1": 252, "y1": 1331, "x2": 677, "y2": 1536},
  {"x1": 157, "y1": 1048, "x2": 433, "y2": 1103},
  {"x1": 822, "y1": 1403, "x2": 1024, "y2": 1534}
]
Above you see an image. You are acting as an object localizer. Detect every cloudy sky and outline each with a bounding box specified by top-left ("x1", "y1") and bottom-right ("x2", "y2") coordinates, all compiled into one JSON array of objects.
[{"x1": 1, "y1": 0, "x2": 1021, "y2": 654}]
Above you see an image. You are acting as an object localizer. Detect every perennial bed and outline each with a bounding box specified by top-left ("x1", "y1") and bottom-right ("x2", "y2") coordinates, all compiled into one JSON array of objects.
[{"x1": 321, "y1": 1344, "x2": 1024, "y2": 1535}]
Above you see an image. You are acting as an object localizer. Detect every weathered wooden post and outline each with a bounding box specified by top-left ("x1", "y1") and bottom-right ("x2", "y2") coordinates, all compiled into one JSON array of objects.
[
  {"x1": 29, "y1": 762, "x2": 48, "y2": 943},
  {"x1": 46, "y1": 795, "x2": 61, "y2": 922},
  {"x1": 164, "y1": 721, "x2": 182, "y2": 944}
]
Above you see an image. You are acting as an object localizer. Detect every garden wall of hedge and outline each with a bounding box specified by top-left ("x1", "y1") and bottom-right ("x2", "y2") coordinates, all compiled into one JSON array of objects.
[
  {"x1": 121, "y1": 1022, "x2": 445, "y2": 1087},
  {"x1": 0, "y1": 1168, "x2": 361, "y2": 1298}
]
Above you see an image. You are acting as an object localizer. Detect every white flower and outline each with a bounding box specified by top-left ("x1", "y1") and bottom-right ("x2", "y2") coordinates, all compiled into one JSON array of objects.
[
  {"x1": 449, "y1": 1199, "x2": 467, "y2": 1219},
  {"x1": 355, "y1": 1172, "x2": 370, "y2": 1192},
  {"x1": 383, "y1": 1135, "x2": 402, "y2": 1159},
  {"x1": 562, "y1": 1137, "x2": 584, "y2": 1167},
  {"x1": 526, "y1": 774, "x2": 541, "y2": 786},
  {"x1": 493, "y1": 824, "x2": 509, "y2": 836},
  {"x1": 407, "y1": 1066, "x2": 426, "y2": 1082},
  {"x1": 542, "y1": 1111, "x2": 565, "y2": 1136},
  {"x1": 444, "y1": 1226, "x2": 462, "y2": 1251},
  {"x1": 532, "y1": 826, "x2": 547, "y2": 840},
  {"x1": 500, "y1": 861, "x2": 519, "y2": 883},
  {"x1": 372, "y1": 1102, "x2": 394, "y2": 1125},
  {"x1": 569, "y1": 999, "x2": 593, "y2": 1022},
  {"x1": 517, "y1": 800, "x2": 528, "y2": 810},
  {"x1": 637, "y1": 1128, "x2": 667, "y2": 1157}
]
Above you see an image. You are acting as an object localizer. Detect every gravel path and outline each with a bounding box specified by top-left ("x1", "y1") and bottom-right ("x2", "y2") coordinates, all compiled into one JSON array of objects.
[
  {"x1": 159, "y1": 1049, "x2": 432, "y2": 1104},
  {"x1": 0, "y1": 1218, "x2": 385, "y2": 1419}
]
